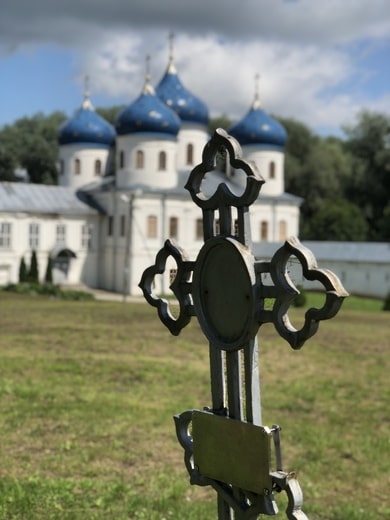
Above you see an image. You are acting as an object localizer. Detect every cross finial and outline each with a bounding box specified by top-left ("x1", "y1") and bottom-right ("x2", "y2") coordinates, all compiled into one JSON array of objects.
[
  {"x1": 169, "y1": 31, "x2": 175, "y2": 63},
  {"x1": 142, "y1": 55, "x2": 155, "y2": 95},
  {"x1": 253, "y1": 73, "x2": 261, "y2": 109},
  {"x1": 167, "y1": 31, "x2": 177, "y2": 74},
  {"x1": 82, "y1": 74, "x2": 93, "y2": 109},
  {"x1": 146, "y1": 54, "x2": 151, "y2": 81}
]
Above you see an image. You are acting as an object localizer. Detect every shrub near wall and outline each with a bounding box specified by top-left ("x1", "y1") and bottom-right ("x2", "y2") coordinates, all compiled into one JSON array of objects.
[{"x1": 2, "y1": 283, "x2": 95, "y2": 301}]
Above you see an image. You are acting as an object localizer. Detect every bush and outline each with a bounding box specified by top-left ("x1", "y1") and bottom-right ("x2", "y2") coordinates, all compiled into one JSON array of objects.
[
  {"x1": 292, "y1": 284, "x2": 307, "y2": 308},
  {"x1": 383, "y1": 292, "x2": 390, "y2": 311},
  {"x1": 2, "y1": 283, "x2": 95, "y2": 301}
]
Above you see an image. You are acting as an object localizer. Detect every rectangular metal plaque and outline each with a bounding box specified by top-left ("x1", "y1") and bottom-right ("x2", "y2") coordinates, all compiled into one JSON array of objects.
[{"x1": 192, "y1": 410, "x2": 272, "y2": 494}]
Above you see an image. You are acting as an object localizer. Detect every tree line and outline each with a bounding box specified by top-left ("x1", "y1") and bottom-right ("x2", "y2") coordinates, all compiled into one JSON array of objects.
[{"x1": 0, "y1": 108, "x2": 389, "y2": 241}]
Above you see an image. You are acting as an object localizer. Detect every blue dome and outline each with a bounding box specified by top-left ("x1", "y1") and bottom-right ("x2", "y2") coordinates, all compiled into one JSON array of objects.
[
  {"x1": 115, "y1": 82, "x2": 180, "y2": 137},
  {"x1": 155, "y1": 63, "x2": 209, "y2": 126},
  {"x1": 58, "y1": 99, "x2": 115, "y2": 147},
  {"x1": 228, "y1": 101, "x2": 287, "y2": 149}
]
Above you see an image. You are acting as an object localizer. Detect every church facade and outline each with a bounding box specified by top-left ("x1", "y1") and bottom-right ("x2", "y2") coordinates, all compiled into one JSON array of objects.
[{"x1": 0, "y1": 54, "x2": 301, "y2": 296}]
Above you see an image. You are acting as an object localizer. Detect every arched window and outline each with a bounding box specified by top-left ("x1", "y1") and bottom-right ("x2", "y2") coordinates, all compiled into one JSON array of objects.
[
  {"x1": 95, "y1": 159, "x2": 102, "y2": 176},
  {"x1": 59, "y1": 159, "x2": 64, "y2": 175},
  {"x1": 158, "y1": 151, "x2": 167, "y2": 171},
  {"x1": 260, "y1": 221, "x2": 268, "y2": 241},
  {"x1": 136, "y1": 150, "x2": 144, "y2": 169},
  {"x1": 279, "y1": 221, "x2": 287, "y2": 241},
  {"x1": 74, "y1": 158, "x2": 81, "y2": 175},
  {"x1": 147, "y1": 216, "x2": 158, "y2": 238},
  {"x1": 186, "y1": 143, "x2": 194, "y2": 165},
  {"x1": 269, "y1": 161, "x2": 276, "y2": 179},
  {"x1": 169, "y1": 217, "x2": 178, "y2": 239},
  {"x1": 119, "y1": 151, "x2": 125, "y2": 168},
  {"x1": 195, "y1": 219, "x2": 203, "y2": 240}
]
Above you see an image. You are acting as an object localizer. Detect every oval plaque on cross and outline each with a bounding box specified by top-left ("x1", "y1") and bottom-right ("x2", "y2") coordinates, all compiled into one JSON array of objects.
[{"x1": 192, "y1": 237, "x2": 258, "y2": 351}]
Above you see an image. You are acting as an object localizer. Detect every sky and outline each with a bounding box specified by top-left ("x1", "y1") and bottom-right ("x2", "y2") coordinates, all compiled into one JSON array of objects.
[{"x1": 1, "y1": 0, "x2": 389, "y2": 136}]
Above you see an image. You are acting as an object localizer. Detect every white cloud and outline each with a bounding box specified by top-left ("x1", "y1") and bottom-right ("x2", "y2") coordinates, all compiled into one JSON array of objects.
[
  {"x1": 1, "y1": 0, "x2": 389, "y2": 133},
  {"x1": 73, "y1": 31, "x2": 362, "y2": 131}
]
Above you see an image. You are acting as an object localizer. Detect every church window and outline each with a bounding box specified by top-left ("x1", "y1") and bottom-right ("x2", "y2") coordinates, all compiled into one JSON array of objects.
[
  {"x1": 74, "y1": 158, "x2": 81, "y2": 175},
  {"x1": 59, "y1": 160, "x2": 64, "y2": 175},
  {"x1": 107, "y1": 216, "x2": 114, "y2": 237},
  {"x1": 269, "y1": 161, "x2": 276, "y2": 179},
  {"x1": 119, "y1": 151, "x2": 125, "y2": 168},
  {"x1": 147, "y1": 215, "x2": 158, "y2": 238},
  {"x1": 136, "y1": 150, "x2": 144, "y2": 169},
  {"x1": 169, "y1": 217, "x2": 178, "y2": 239},
  {"x1": 186, "y1": 143, "x2": 194, "y2": 165},
  {"x1": 260, "y1": 221, "x2": 268, "y2": 241},
  {"x1": 95, "y1": 159, "x2": 102, "y2": 176},
  {"x1": 29, "y1": 223, "x2": 40, "y2": 249},
  {"x1": 279, "y1": 220, "x2": 287, "y2": 241},
  {"x1": 169, "y1": 269, "x2": 177, "y2": 285},
  {"x1": 120, "y1": 215, "x2": 126, "y2": 237},
  {"x1": 0, "y1": 222, "x2": 12, "y2": 248},
  {"x1": 215, "y1": 219, "x2": 220, "y2": 235},
  {"x1": 195, "y1": 219, "x2": 203, "y2": 240},
  {"x1": 158, "y1": 151, "x2": 167, "y2": 171},
  {"x1": 56, "y1": 224, "x2": 66, "y2": 244},
  {"x1": 81, "y1": 224, "x2": 92, "y2": 249},
  {"x1": 234, "y1": 219, "x2": 239, "y2": 237}
]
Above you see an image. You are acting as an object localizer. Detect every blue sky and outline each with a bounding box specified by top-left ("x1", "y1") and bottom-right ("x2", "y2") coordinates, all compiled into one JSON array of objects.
[{"x1": 1, "y1": 0, "x2": 389, "y2": 136}]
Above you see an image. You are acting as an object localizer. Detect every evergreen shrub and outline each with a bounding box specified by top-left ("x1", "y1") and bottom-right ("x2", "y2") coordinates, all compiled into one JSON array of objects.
[{"x1": 383, "y1": 292, "x2": 390, "y2": 311}]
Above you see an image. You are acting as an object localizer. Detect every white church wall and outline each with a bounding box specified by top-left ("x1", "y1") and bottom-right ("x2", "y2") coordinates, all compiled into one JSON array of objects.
[
  {"x1": 59, "y1": 144, "x2": 110, "y2": 189},
  {"x1": 116, "y1": 135, "x2": 178, "y2": 189},
  {"x1": 176, "y1": 124, "x2": 209, "y2": 170},
  {"x1": 243, "y1": 148, "x2": 285, "y2": 196},
  {"x1": 313, "y1": 260, "x2": 390, "y2": 299},
  {"x1": 0, "y1": 210, "x2": 100, "y2": 287}
]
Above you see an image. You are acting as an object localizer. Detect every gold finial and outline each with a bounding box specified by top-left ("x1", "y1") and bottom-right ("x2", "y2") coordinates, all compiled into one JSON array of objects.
[{"x1": 253, "y1": 73, "x2": 261, "y2": 109}]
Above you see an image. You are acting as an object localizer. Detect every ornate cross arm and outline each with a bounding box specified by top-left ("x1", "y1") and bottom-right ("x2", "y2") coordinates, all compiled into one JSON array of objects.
[
  {"x1": 185, "y1": 127, "x2": 264, "y2": 211},
  {"x1": 138, "y1": 239, "x2": 195, "y2": 336},
  {"x1": 256, "y1": 237, "x2": 349, "y2": 350}
]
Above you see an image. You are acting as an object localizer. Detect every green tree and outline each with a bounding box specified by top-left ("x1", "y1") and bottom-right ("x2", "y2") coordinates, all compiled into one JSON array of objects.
[
  {"x1": 96, "y1": 106, "x2": 124, "y2": 126},
  {"x1": 377, "y1": 205, "x2": 390, "y2": 241},
  {"x1": 44, "y1": 255, "x2": 54, "y2": 284},
  {"x1": 343, "y1": 110, "x2": 390, "y2": 240},
  {"x1": 28, "y1": 250, "x2": 39, "y2": 283},
  {"x1": 209, "y1": 114, "x2": 234, "y2": 135},
  {"x1": 0, "y1": 146, "x2": 17, "y2": 181},
  {"x1": 303, "y1": 199, "x2": 368, "y2": 241},
  {"x1": 0, "y1": 111, "x2": 66, "y2": 185},
  {"x1": 18, "y1": 257, "x2": 28, "y2": 283}
]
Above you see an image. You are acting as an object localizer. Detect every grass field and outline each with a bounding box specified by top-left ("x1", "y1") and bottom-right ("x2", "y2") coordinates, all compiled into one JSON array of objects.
[{"x1": 0, "y1": 292, "x2": 388, "y2": 519}]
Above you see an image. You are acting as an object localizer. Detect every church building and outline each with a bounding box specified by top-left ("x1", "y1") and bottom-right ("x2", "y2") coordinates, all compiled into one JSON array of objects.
[{"x1": 0, "y1": 48, "x2": 301, "y2": 296}]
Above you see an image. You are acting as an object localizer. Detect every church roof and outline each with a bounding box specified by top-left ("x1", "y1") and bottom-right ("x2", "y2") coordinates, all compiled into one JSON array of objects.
[
  {"x1": 115, "y1": 76, "x2": 180, "y2": 137},
  {"x1": 228, "y1": 78, "x2": 287, "y2": 148},
  {"x1": 155, "y1": 61, "x2": 209, "y2": 126},
  {"x1": 58, "y1": 93, "x2": 116, "y2": 147},
  {"x1": 229, "y1": 102, "x2": 287, "y2": 148},
  {"x1": 0, "y1": 182, "x2": 98, "y2": 215},
  {"x1": 253, "y1": 241, "x2": 390, "y2": 264}
]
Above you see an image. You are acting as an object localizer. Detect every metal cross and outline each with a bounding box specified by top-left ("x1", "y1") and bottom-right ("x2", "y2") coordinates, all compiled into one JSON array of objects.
[{"x1": 139, "y1": 129, "x2": 348, "y2": 519}]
